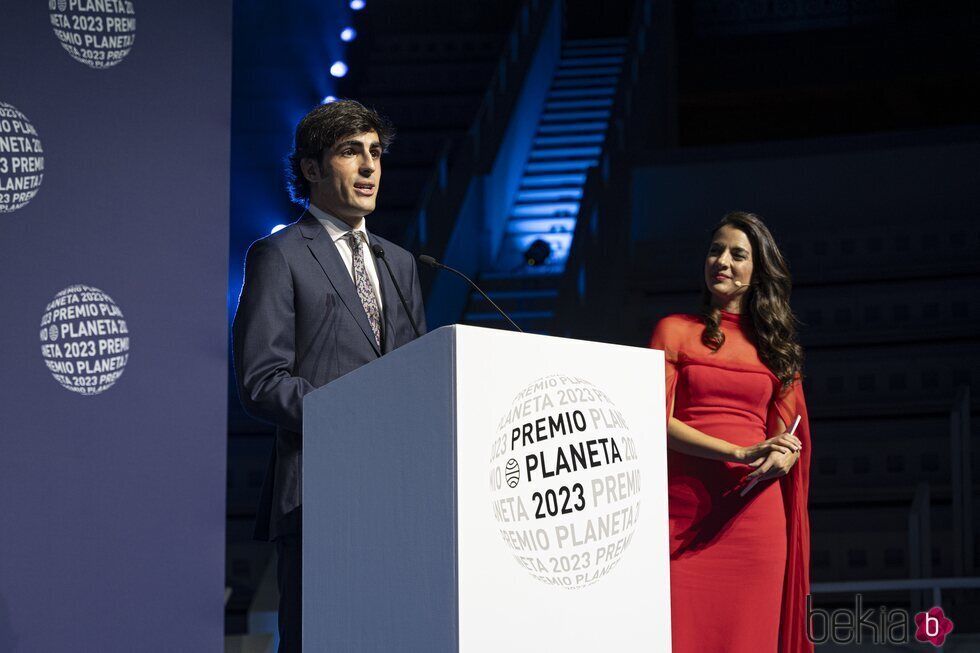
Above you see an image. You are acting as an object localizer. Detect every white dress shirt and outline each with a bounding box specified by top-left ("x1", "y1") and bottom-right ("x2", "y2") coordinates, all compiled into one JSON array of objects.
[{"x1": 307, "y1": 204, "x2": 383, "y2": 311}]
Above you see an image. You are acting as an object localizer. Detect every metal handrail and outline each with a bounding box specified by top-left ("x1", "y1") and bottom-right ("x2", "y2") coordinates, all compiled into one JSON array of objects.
[{"x1": 812, "y1": 577, "x2": 980, "y2": 592}]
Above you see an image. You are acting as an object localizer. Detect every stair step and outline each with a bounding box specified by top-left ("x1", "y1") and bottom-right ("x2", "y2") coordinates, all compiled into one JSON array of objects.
[
  {"x1": 465, "y1": 310, "x2": 554, "y2": 321},
  {"x1": 463, "y1": 314, "x2": 556, "y2": 336},
  {"x1": 525, "y1": 159, "x2": 598, "y2": 173},
  {"x1": 561, "y1": 46, "x2": 627, "y2": 58},
  {"x1": 533, "y1": 132, "x2": 606, "y2": 147},
  {"x1": 505, "y1": 217, "x2": 576, "y2": 233},
  {"x1": 559, "y1": 56, "x2": 625, "y2": 68},
  {"x1": 516, "y1": 188, "x2": 584, "y2": 202},
  {"x1": 467, "y1": 290, "x2": 559, "y2": 316},
  {"x1": 486, "y1": 262, "x2": 568, "y2": 278},
  {"x1": 529, "y1": 145, "x2": 602, "y2": 159},
  {"x1": 537, "y1": 121, "x2": 608, "y2": 134},
  {"x1": 554, "y1": 65, "x2": 622, "y2": 78},
  {"x1": 547, "y1": 87, "x2": 616, "y2": 100},
  {"x1": 540, "y1": 110, "x2": 611, "y2": 122},
  {"x1": 533, "y1": 133, "x2": 604, "y2": 147},
  {"x1": 565, "y1": 37, "x2": 628, "y2": 48},
  {"x1": 551, "y1": 75, "x2": 619, "y2": 89},
  {"x1": 519, "y1": 173, "x2": 587, "y2": 187},
  {"x1": 479, "y1": 270, "x2": 563, "y2": 285},
  {"x1": 511, "y1": 201, "x2": 579, "y2": 217},
  {"x1": 545, "y1": 98, "x2": 614, "y2": 111},
  {"x1": 474, "y1": 289, "x2": 559, "y2": 301}
]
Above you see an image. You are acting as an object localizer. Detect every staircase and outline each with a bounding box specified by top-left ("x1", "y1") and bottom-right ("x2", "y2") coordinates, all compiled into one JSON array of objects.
[{"x1": 463, "y1": 37, "x2": 626, "y2": 334}]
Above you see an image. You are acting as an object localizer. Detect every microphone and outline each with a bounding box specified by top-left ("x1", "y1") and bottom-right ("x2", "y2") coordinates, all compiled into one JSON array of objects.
[
  {"x1": 418, "y1": 255, "x2": 523, "y2": 333},
  {"x1": 371, "y1": 243, "x2": 421, "y2": 338},
  {"x1": 734, "y1": 280, "x2": 748, "y2": 288}
]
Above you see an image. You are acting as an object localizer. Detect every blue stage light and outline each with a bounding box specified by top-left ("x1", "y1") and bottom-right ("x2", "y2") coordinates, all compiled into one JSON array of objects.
[
  {"x1": 321, "y1": 95, "x2": 337, "y2": 104},
  {"x1": 340, "y1": 27, "x2": 357, "y2": 42},
  {"x1": 271, "y1": 224, "x2": 287, "y2": 234},
  {"x1": 330, "y1": 61, "x2": 348, "y2": 78},
  {"x1": 350, "y1": 0, "x2": 365, "y2": 10}
]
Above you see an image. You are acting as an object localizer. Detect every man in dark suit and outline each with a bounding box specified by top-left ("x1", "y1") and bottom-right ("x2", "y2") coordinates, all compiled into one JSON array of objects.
[{"x1": 233, "y1": 100, "x2": 426, "y2": 652}]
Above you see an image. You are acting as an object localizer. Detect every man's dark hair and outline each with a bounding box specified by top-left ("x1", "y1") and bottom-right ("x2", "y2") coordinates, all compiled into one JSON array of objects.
[{"x1": 286, "y1": 99, "x2": 395, "y2": 205}]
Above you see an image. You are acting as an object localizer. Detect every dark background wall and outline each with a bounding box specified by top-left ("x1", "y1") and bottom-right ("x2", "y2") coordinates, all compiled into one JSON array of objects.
[{"x1": 619, "y1": 0, "x2": 980, "y2": 628}]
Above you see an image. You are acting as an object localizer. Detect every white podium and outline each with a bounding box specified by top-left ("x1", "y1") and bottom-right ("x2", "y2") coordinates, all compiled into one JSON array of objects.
[{"x1": 304, "y1": 325, "x2": 671, "y2": 651}]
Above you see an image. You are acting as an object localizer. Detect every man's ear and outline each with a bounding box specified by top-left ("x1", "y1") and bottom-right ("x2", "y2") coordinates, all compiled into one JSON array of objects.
[{"x1": 301, "y1": 157, "x2": 321, "y2": 183}]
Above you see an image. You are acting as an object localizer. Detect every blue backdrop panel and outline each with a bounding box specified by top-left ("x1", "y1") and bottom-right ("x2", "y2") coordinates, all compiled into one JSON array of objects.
[{"x1": 0, "y1": 1, "x2": 230, "y2": 651}]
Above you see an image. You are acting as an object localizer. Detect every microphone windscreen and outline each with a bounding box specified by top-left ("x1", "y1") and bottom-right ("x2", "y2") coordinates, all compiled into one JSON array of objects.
[
  {"x1": 371, "y1": 243, "x2": 386, "y2": 259},
  {"x1": 418, "y1": 254, "x2": 439, "y2": 268}
]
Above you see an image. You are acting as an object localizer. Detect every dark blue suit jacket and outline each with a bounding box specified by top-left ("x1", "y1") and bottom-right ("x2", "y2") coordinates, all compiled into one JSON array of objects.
[{"x1": 233, "y1": 211, "x2": 426, "y2": 540}]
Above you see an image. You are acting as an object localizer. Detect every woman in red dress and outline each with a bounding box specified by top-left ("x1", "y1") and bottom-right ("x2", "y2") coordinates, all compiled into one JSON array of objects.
[{"x1": 649, "y1": 212, "x2": 812, "y2": 653}]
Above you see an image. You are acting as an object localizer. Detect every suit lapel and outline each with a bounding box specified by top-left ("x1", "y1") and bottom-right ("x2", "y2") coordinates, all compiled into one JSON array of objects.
[
  {"x1": 368, "y1": 234, "x2": 399, "y2": 354},
  {"x1": 299, "y1": 212, "x2": 381, "y2": 356}
]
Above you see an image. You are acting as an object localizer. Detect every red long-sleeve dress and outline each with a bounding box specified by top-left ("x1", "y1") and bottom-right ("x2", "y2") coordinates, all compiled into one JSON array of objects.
[{"x1": 649, "y1": 312, "x2": 812, "y2": 653}]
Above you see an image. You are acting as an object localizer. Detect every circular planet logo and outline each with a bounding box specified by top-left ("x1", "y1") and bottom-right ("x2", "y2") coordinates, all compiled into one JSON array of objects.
[
  {"x1": 49, "y1": 0, "x2": 136, "y2": 69},
  {"x1": 39, "y1": 285, "x2": 131, "y2": 395},
  {"x1": 0, "y1": 101, "x2": 44, "y2": 214},
  {"x1": 489, "y1": 375, "x2": 642, "y2": 590}
]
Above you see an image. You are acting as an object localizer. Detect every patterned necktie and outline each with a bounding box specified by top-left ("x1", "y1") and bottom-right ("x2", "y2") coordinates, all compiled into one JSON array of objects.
[{"x1": 345, "y1": 230, "x2": 382, "y2": 348}]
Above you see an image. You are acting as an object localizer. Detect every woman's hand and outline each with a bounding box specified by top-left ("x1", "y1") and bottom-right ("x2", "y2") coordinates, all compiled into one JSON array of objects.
[
  {"x1": 746, "y1": 449, "x2": 799, "y2": 481},
  {"x1": 733, "y1": 432, "x2": 801, "y2": 464},
  {"x1": 739, "y1": 449, "x2": 800, "y2": 496}
]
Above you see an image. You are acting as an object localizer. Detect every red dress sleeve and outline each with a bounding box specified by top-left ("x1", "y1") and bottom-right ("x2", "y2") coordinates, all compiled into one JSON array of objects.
[
  {"x1": 649, "y1": 316, "x2": 681, "y2": 424},
  {"x1": 770, "y1": 380, "x2": 813, "y2": 653}
]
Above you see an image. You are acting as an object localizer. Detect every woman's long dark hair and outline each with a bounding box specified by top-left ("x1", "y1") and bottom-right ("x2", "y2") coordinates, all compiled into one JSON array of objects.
[{"x1": 701, "y1": 211, "x2": 803, "y2": 391}]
